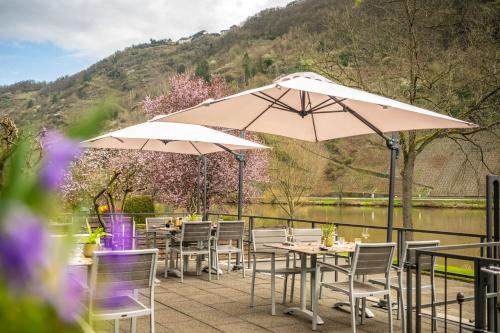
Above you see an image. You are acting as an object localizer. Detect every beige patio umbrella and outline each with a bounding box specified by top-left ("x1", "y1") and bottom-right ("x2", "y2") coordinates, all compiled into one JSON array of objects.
[
  {"x1": 153, "y1": 72, "x2": 477, "y2": 240},
  {"x1": 81, "y1": 121, "x2": 269, "y2": 214}
]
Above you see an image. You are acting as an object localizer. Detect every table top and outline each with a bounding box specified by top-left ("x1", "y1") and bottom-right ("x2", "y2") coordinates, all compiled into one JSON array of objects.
[
  {"x1": 147, "y1": 227, "x2": 180, "y2": 234},
  {"x1": 68, "y1": 256, "x2": 93, "y2": 266},
  {"x1": 264, "y1": 242, "x2": 356, "y2": 255}
]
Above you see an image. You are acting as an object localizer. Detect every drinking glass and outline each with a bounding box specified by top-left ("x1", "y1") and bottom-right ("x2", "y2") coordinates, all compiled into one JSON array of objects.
[
  {"x1": 362, "y1": 228, "x2": 370, "y2": 240},
  {"x1": 338, "y1": 237, "x2": 345, "y2": 245}
]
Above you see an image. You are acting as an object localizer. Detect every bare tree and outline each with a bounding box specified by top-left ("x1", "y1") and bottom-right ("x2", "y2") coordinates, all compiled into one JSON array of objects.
[
  {"x1": 308, "y1": 0, "x2": 499, "y2": 232},
  {"x1": 266, "y1": 137, "x2": 325, "y2": 219}
]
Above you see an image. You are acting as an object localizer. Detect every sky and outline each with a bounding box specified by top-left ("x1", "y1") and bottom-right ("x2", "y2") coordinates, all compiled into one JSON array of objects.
[{"x1": 0, "y1": 0, "x2": 292, "y2": 85}]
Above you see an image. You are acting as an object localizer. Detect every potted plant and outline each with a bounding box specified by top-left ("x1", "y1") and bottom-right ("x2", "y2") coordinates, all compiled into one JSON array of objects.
[
  {"x1": 82, "y1": 221, "x2": 110, "y2": 257},
  {"x1": 187, "y1": 213, "x2": 202, "y2": 222},
  {"x1": 322, "y1": 224, "x2": 336, "y2": 247}
]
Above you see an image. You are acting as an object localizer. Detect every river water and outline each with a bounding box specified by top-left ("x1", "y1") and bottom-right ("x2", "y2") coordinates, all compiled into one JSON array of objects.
[{"x1": 219, "y1": 203, "x2": 486, "y2": 247}]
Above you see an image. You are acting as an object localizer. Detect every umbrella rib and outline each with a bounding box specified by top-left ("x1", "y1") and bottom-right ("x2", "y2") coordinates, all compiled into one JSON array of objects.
[
  {"x1": 189, "y1": 141, "x2": 203, "y2": 155},
  {"x1": 253, "y1": 90, "x2": 296, "y2": 112},
  {"x1": 110, "y1": 136, "x2": 125, "y2": 143},
  {"x1": 139, "y1": 139, "x2": 150, "y2": 151},
  {"x1": 311, "y1": 109, "x2": 319, "y2": 142},
  {"x1": 244, "y1": 88, "x2": 292, "y2": 130},
  {"x1": 329, "y1": 96, "x2": 389, "y2": 140},
  {"x1": 310, "y1": 98, "x2": 346, "y2": 112},
  {"x1": 311, "y1": 110, "x2": 346, "y2": 114}
]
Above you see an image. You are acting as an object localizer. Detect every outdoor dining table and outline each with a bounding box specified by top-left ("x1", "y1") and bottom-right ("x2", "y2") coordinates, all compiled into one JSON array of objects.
[{"x1": 264, "y1": 242, "x2": 356, "y2": 325}]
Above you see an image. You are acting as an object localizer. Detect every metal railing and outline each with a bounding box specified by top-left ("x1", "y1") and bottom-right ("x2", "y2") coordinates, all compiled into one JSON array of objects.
[
  {"x1": 412, "y1": 242, "x2": 500, "y2": 333},
  {"x1": 206, "y1": 211, "x2": 486, "y2": 278}
]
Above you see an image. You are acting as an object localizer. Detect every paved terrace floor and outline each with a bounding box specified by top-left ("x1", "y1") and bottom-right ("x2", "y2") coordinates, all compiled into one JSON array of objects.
[{"x1": 93, "y1": 259, "x2": 476, "y2": 333}]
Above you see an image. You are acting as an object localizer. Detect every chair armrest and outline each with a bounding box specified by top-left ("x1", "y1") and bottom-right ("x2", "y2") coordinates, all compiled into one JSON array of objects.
[
  {"x1": 317, "y1": 261, "x2": 351, "y2": 275},
  {"x1": 392, "y1": 264, "x2": 402, "y2": 272}
]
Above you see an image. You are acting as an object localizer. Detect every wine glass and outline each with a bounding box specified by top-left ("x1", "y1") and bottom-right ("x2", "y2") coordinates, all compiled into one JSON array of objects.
[{"x1": 362, "y1": 228, "x2": 370, "y2": 240}]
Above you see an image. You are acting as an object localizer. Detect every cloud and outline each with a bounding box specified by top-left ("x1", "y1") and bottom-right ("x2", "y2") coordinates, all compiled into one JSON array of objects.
[{"x1": 0, "y1": 0, "x2": 292, "y2": 58}]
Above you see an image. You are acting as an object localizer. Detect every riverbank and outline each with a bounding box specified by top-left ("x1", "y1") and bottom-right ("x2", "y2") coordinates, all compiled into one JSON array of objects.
[{"x1": 259, "y1": 197, "x2": 486, "y2": 209}]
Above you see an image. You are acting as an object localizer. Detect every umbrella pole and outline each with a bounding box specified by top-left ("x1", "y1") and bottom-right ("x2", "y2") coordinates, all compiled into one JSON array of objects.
[
  {"x1": 203, "y1": 155, "x2": 207, "y2": 220},
  {"x1": 197, "y1": 156, "x2": 201, "y2": 214},
  {"x1": 387, "y1": 132, "x2": 399, "y2": 243}
]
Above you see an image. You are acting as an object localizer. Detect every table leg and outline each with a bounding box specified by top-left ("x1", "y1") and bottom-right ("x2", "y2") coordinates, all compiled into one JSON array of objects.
[{"x1": 284, "y1": 253, "x2": 324, "y2": 325}]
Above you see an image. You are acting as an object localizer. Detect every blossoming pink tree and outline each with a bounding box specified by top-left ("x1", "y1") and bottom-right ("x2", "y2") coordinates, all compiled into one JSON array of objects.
[
  {"x1": 142, "y1": 73, "x2": 269, "y2": 212},
  {"x1": 64, "y1": 73, "x2": 268, "y2": 213}
]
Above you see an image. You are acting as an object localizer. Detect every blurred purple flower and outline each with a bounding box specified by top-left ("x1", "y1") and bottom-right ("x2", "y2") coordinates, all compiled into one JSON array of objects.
[
  {"x1": 0, "y1": 208, "x2": 48, "y2": 291},
  {"x1": 51, "y1": 267, "x2": 86, "y2": 322},
  {"x1": 40, "y1": 130, "x2": 81, "y2": 190}
]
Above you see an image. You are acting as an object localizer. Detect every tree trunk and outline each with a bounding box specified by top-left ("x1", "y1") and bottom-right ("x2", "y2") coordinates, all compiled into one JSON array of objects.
[{"x1": 401, "y1": 134, "x2": 417, "y2": 240}]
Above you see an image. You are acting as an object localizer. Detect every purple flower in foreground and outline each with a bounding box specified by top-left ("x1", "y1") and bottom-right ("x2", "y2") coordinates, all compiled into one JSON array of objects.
[
  {"x1": 0, "y1": 208, "x2": 48, "y2": 291},
  {"x1": 51, "y1": 267, "x2": 86, "y2": 322},
  {"x1": 40, "y1": 130, "x2": 81, "y2": 190}
]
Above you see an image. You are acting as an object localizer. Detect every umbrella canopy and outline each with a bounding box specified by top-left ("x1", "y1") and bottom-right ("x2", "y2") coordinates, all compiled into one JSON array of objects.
[
  {"x1": 153, "y1": 72, "x2": 478, "y2": 243},
  {"x1": 81, "y1": 121, "x2": 268, "y2": 153},
  {"x1": 153, "y1": 72, "x2": 477, "y2": 141}
]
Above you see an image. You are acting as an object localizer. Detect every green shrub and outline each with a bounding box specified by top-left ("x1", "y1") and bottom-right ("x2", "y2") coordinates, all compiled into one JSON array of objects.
[{"x1": 123, "y1": 195, "x2": 155, "y2": 224}]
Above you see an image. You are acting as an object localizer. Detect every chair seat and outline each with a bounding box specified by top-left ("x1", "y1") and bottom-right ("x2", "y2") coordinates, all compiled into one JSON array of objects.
[
  {"x1": 213, "y1": 245, "x2": 242, "y2": 253},
  {"x1": 170, "y1": 246, "x2": 210, "y2": 255},
  {"x1": 322, "y1": 280, "x2": 388, "y2": 297},
  {"x1": 369, "y1": 276, "x2": 433, "y2": 290},
  {"x1": 92, "y1": 295, "x2": 150, "y2": 319}
]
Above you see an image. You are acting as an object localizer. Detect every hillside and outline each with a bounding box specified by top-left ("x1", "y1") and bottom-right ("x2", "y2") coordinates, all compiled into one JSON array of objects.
[{"x1": 1, "y1": 0, "x2": 498, "y2": 197}]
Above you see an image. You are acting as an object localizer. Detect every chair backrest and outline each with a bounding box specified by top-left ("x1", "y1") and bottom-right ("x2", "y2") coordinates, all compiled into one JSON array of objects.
[
  {"x1": 292, "y1": 228, "x2": 323, "y2": 244},
  {"x1": 145, "y1": 217, "x2": 172, "y2": 232},
  {"x1": 104, "y1": 215, "x2": 135, "y2": 250},
  {"x1": 180, "y1": 222, "x2": 212, "y2": 242},
  {"x1": 216, "y1": 221, "x2": 245, "y2": 241},
  {"x1": 351, "y1": 243, "x2": 396, "y2": 276},
  {"x1": 402, "y1": 240, "x2": 440, "y2": 270},
  {"x1": 252, "y1": 228, "x2": 288, "y2": 252},
  {"x1": 89, "y1": 249, "x2": 158, "y2": 301}
]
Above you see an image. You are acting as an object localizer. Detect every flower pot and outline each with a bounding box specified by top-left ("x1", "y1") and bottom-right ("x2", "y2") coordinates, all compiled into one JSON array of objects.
[
  {"x1": 324, "y1": 236, "x2": 334, "y2": 247},
  {"x1": 83, "y1": 243, "x2": 99, "y2": 258}
]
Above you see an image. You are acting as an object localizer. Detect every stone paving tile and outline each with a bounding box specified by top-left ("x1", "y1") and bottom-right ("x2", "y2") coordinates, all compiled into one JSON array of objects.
[
  {"x1": 238, "y1": 311, "x2": 302, "y2": 328},
  {"x1": 154, "y1": 292, "x2": 191, "y2": 306},
  {"x1": 187, "y1": 308, "x2": 246, "y2": 326},
  {"x1": 165, "y1": 320, "x2": 221, "y2": 333},
  {"x1": 186, "y1": 292, "x2": 235, "y2": 305},
  {"x1": 153, "y1": 308, "x2": 192, "y2": 325},
  {"x1": 167, "y1": 299, "x2": 214, "y2": 313},
  {"x1": 215, "y1": 321, "x2": 271, "y2": 333}
]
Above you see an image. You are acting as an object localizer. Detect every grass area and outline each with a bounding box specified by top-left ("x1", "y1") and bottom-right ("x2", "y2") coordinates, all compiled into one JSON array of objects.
[{"x1": 293, "y1": 197, "x2": 486, "y2": 209}]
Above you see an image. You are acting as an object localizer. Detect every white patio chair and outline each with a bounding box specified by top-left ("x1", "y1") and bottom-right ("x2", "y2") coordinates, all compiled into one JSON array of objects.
[
  {"x1": 288, "y1": 228, "x2": 322, "y2": 302},
  {"x1": 369, "y1": 239, "x2": 440, "y2": 332},
  {"x1": 250, "y1": 228, "x2": 302, "y2": 315},
  {"x1": 168, "y1": 221, "x2": 212, "y2": 282},
  {"x1": 88, "y1": 249, "x2": 158, "y2": 333},
  {"x1": 145, "y1": 217, "x2": 173, "y2": 248},
  {"x1": 312, "y1": 243, "x2": 396, "y2": 333},
  {"x1": 211, "y1": 220, "x2": 246, "y2": 279}
]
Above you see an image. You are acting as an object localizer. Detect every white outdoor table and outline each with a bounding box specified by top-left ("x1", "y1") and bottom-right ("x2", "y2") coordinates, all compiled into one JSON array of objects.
[{"x1": 264, "y1": 242, "x2": 356, "y2": 325}]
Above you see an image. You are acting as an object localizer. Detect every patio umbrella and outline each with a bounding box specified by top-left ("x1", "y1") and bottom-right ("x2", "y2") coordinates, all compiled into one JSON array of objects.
[
  {"x1": 81, "y1": 121, "x2": 269, "y2": 215},
  {"x1": 153, "y1": 72, "x2": 477, "y2": 241}
]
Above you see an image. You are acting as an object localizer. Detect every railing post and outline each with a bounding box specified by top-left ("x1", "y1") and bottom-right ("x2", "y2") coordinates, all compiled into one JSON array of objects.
[
  {"x1": 415, "y1": 251, "x2": 422, "y2": 333},
  {"x1": 406, "y1": 252, "x2": 413, "y2": 333},
  {"x1": 474, "y1": 259, "x2": 487, "y2": 332},
  {"x1": 397, "y1": 229, "x2": 403, "y2": 265},
  {"x1": 248, "y1": 216, "x2": 254, "y2": 269}
]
